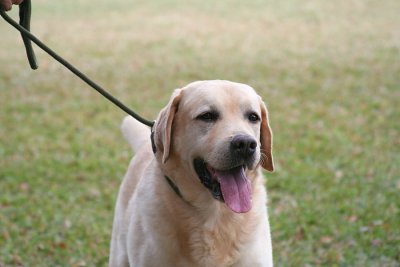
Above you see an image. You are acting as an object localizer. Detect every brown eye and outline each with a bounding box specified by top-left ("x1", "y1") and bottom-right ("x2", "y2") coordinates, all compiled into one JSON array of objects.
[
  {"x1": 248, "y1": 112, "x2": 260, "y2": 123},
  {"x1": 196, "y1": 111, "x2": 219, "y2": 122}
]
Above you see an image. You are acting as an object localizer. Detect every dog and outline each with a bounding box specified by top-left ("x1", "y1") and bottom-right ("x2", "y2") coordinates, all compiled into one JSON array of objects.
[{"x1": 109, "y1": 80, "x2": 275, "y2": 267}]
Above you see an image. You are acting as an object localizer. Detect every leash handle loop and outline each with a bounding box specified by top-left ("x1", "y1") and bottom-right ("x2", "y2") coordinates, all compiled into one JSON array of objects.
[
  {"x1": 19, "y1": 0, "x2": 38, "y2": 69},
  {"x1": 0, "y1": 3, "x2": 155, "y2": 128}
]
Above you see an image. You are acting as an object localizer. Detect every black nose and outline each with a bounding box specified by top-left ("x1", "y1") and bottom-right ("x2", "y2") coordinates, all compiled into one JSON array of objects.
[{"x1": 230, "y1": 135, "x2": 257, "y2": 158}]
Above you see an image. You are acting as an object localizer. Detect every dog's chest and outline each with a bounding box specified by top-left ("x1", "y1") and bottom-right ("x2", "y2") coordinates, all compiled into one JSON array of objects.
[{"x1": 186, "y1": 215, "x2": 254, "y2": 267}]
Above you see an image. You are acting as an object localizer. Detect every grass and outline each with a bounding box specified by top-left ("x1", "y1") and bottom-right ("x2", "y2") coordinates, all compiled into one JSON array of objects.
[{"x1": 1, "y1": 0, "x2": 399, "y2": 266}]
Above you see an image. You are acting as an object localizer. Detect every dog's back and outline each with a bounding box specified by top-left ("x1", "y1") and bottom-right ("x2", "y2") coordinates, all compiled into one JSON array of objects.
[{"x1": 121, "y1": 115, "x2": 150, "y2": 153}]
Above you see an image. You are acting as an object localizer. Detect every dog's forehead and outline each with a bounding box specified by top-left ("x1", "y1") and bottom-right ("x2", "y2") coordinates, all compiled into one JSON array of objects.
[{"x1": 180, "y1": 81, "x2": 260, "y2": 113}]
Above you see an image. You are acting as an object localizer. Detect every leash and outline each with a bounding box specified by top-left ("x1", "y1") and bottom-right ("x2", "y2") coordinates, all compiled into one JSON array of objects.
[
  {"x1": 0, "y1": 1, "x2": 155, "y2": 128},
  {"x1": 1, "y1": 2, "x2": 192, "y2": 202}
]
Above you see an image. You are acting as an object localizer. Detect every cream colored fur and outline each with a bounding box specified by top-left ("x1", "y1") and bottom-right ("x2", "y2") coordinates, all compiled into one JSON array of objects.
[{"x1": 109, "y1": 80, "x2": 274, "y2": 267}]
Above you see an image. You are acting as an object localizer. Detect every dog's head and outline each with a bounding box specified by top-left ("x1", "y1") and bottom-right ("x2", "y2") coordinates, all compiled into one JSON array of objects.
[{"x1": 154, "y1": 80, "x2": 274, "y2": 213}]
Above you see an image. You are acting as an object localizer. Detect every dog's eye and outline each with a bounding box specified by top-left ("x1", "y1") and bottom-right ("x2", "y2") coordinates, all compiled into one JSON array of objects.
[
  {"x1": 196, "y1": 111, "x2": 219, "y2": 122},
  {"x1": 248, "y1": 112, "x2": 260, "y2": 123}
]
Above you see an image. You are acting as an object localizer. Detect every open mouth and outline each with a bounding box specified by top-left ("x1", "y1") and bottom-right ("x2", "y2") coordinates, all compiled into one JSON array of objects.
[{"x1": 193, "y1": 159, "x2": 252, "y2": 213}]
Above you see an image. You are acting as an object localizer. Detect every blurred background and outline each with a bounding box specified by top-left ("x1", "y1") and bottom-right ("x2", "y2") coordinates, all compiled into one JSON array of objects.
[{"x1": 0, "y1": 0, "x2": 399, "y2": 266}]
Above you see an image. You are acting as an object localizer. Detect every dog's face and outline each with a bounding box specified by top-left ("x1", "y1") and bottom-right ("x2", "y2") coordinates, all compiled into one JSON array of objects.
[{"x1": 154, "y1": 80, "x2": 274, "y2": 213}]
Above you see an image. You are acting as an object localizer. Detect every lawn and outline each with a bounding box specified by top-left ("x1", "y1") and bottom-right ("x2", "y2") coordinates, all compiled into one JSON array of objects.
[{"x1": 0, "y1": 0, "x2": 399, "y2": 266}]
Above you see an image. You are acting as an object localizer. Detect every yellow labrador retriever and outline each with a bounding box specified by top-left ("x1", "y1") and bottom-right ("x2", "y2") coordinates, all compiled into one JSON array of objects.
[{"x1": 109, "y1": 80, "x2": 274, "y2": 267}]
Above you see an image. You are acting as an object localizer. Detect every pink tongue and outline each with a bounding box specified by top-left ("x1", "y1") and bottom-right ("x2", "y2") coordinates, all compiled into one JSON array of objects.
[{"x1": 214, "y1": 166, "x2": 252, "y2": 213}]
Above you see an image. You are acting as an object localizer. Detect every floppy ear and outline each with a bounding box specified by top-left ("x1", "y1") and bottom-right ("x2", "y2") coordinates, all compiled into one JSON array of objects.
[
  {"x1": 154, "y1": 89, "x2": 183, "y2": 163},
  {"x1": 259, "y1": 100, "x2": 274, "y2": 172}
]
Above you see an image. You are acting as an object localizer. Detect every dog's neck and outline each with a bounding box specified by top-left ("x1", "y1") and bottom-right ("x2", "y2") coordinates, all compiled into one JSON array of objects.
[{"x1": 157, "y1": 162, "x2": 266, "y2": 265}]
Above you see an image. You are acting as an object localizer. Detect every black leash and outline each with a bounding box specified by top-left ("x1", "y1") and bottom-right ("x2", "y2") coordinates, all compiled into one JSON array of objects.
[
  {"x1": 0, "y1": 1, "x2": 155, "y2": 128},
  {"x1": 0, "y1": 2, "x2": 194, "y2": 202},
  {"x1": 18, "y1": 0, "x2": 37, "y2": 69},
  {"x1": 0, "y1": 2, "x2": 196, "y2": 204}
]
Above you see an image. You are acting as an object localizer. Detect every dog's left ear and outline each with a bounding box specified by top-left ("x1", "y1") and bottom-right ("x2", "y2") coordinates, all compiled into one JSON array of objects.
[
  {"x1": 259, "y1": 99, "x2": 274, "y2": 172},
  {"x1": 154, "y1": 89, "x2": 183, "y2": 163}
]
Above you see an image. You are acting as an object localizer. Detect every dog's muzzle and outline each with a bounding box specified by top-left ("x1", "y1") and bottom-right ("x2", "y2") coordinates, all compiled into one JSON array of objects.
[{"x1": 193, "y1": 134, "x2": 257, "y2": 213}]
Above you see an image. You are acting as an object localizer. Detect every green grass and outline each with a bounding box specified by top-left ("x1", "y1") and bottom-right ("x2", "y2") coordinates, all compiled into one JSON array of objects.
[{"x1": 1, "y1": 0, "x2": 399, "y2": 266}]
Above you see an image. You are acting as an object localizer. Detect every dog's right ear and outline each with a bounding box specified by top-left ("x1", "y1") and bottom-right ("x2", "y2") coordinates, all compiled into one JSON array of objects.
[{"x1": 154, "y1": 89, "x2": 183, "y2": 164}]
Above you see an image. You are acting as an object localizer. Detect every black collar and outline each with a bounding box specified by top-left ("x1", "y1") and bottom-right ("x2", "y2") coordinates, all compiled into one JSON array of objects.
[
  {"x1": 164, "y1": 175, "x2": 183, "y2": 199},
  {"x1": 153, "y1": 131, "x2": 190, "y2": 205},
  {"x1": 164, "y1": 175, "x2": 195, "y2": 207},
  {"x1": 150, "y1": 126, "x2": 157, "y2": 154},
  {"x1": 153, "y1": 129, "x2": 182, "y2": 200}
]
